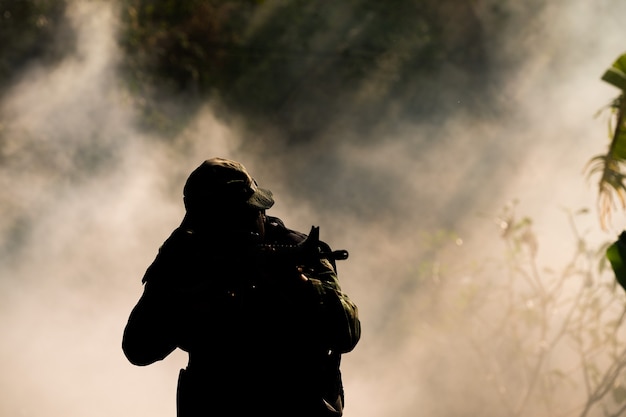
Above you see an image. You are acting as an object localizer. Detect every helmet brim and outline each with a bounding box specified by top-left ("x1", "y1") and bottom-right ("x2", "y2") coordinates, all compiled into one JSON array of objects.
[{"x1": 247, "y1": 187, "x2": 274, "y2": 210}]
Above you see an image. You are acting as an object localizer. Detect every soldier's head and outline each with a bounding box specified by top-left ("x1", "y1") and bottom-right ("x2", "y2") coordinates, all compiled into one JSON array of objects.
[{"x1": 182, "y1": 157, "x2": 274, "y2": 235}]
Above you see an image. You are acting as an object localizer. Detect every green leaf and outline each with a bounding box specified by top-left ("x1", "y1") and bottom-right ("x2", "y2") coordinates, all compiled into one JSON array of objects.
[
  {"x1": 602, "y1": 53, "x2": 626, "y2": 91},
  {"x1": 612, "y1": 119, "x2": 626, "y2": 160},
  {"x1": 606, "y1": 232, "x2": 626, "y2": 291}
]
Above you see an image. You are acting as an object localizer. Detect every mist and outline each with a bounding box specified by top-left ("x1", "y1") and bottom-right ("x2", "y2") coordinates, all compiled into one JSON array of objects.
[{"x1": 2, "y1": 1, "x2": 626, "y2": 416}]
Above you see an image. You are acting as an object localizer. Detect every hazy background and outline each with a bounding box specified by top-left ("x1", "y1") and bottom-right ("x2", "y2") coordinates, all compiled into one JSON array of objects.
[{"x1": 2, "y1": 1, "x2": 626, "y2": 416}]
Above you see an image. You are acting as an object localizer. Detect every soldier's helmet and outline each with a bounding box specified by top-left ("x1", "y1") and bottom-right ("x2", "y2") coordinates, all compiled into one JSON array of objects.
[{"x1": 183, "y1": 157, "x2": 274, "y2": 212}]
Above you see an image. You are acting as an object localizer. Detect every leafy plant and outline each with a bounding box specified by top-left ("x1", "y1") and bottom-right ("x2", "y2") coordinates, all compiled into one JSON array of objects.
[{"x1": 587, "y1": 53, "x2": 626, "y2": 230}]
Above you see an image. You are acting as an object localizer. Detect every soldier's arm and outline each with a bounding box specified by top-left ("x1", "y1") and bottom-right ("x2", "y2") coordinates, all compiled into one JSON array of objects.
[
  {"x1": 122, "y1": 239, "x2": 189, "y2": 366},
  {"x1": 305, "y1": 256, "x2": 361, "y2": 354},
  {"x1": 122, "y1": 281, "x2": 180, "y2": 366}
]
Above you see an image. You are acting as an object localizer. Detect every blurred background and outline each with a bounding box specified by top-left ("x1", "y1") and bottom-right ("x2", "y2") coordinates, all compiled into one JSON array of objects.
[{"x1": 2, "y1": 1, "x2": 626, "y2": 416}]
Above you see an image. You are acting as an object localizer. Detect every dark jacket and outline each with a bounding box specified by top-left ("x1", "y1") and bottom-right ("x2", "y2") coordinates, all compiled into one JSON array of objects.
[{"x1": 122, "y1": 216, "x2": 361, "y2": 417}]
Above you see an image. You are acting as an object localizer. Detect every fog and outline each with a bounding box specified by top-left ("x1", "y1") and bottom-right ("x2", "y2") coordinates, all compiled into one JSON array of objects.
[{"x1": 2, "y1": 1, "x2": 626, "y2": 416}]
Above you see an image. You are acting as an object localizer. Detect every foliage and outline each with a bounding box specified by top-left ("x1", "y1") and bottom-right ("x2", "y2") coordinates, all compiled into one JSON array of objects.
[
  {"x1": 587, "y1": 53, "x2": 626, "y2": 230},
  {"x1": 0, "y1": 0, "x2": 74, "y2": 95},
  {"x1": 116, "y1": 0, "x2": 490, "y2": 139},
  {"x1": 452, "y1": 203, "x2": 626, "y2": 417}
]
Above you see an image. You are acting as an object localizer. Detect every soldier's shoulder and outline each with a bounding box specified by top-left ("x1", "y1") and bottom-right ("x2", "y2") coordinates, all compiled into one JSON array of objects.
[{"x1": 158, "y1": 227, "x2": 196, "y2": 254}]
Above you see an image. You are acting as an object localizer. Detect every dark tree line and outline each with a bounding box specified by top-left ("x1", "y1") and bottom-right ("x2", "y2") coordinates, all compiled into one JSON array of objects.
[
  {"x1": 117, "y1": 0, "x2": 493, "y2": 140},
  {"x1": 1, "y1": 0, "x2": 561, "y2": 142}
]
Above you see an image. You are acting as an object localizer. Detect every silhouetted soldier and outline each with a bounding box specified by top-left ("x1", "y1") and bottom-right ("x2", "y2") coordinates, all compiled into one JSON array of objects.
[{"x1": 122, "y1": 157, "x2": 361, "y2": 417}]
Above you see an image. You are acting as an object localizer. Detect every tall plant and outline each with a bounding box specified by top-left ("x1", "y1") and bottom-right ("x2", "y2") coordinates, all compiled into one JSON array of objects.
[{"x1": 587, "y1": 53, "x2": 626, "y2": 230}]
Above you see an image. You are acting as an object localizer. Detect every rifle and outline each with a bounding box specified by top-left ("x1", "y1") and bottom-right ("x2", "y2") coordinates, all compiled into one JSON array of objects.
[{"x1": 255, "y1": 226, "x2": 349, "y2": 273}]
